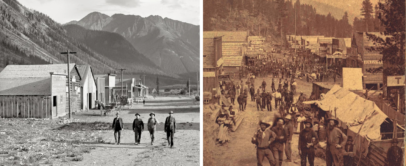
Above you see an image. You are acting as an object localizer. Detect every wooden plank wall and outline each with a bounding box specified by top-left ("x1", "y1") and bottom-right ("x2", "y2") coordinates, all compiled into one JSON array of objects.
[{"x1": 0, "y1": 96, "x2": 52, "y2": 118}]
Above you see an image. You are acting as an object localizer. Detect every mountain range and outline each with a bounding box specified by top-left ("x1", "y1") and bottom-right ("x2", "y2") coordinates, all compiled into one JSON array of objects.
[
  {"x1": 67, "y1": 12, "x2": 200, "y2": 76},
  {"x1": 296, "y1": 0, "x2": 380, "y2": 25}
]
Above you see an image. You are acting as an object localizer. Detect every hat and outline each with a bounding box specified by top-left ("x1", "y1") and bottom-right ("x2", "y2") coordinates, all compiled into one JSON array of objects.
[
  {"x1": 391, "y1": 138, "x2": 399, "y2": 143},
  {"x1": 285, "y1": 114, "x2": 292, "y2": 120},
  {"x1": 303, "y1": 119, "x2": 313, "y2": 128},
  {"x1": 135, "y1": 113, "x2": 140, "y2": 116},
  {"x1": 150, "y1": 112, "x2": 155, "y2": 116},
  {"x1": 259, "y1": 120, "x2": 271, "y2": 127},
  {"x1": 274, "y1": 117, "x2": 285, "y2": 125},
  {"x1": 327, "y1": 117, "x2": 339, "y2": 125},
  {"x1": 169, "y1": 111, "x2": 174, "y2": 114}
]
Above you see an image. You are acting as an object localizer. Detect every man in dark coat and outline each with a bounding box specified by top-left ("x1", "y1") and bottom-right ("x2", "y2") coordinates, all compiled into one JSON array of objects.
[
  {"x1": 250, "y1": 86, "x2": 255, "y2": 101},
  {"x1": 148, "y1": 112, "x2": 158, "y2": 145},
  {"x1": 271, "y1": 118, "x2": 287, "y2": 166},
  {"x1": 271, "y1": 78, "x2": 276, "y2": 91},
  {"x1": 112, "y1": 112, "x2": 124, "y2": 145},
  {"x1": 132, "y1": 113, "x2": 144, "y2": 145},
  {"x1": 387, "y1": 138, "x2": 403, "y2": 166},
  {"x1": 266, "y1": 91, "x2": 272, "y2": 111},
  {"x1": 262, "y1": 79, "x2": 267, "y2": 91},
  {"x1": 165, "y1": 111, "x2": 176, "y2": 148},
  {"x1": 343, "y1": 136, "x2": 354, "y2": 166},
  {"x1": 299, "y1": 119, "x2": 318, "y2": 166},
  {"x1": 237, "y1": 94, "x2": 244, "y2": 111}
]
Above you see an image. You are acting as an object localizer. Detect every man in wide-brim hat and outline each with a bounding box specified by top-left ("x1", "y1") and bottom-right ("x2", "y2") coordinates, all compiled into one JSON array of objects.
[
  {"x1": 252, "y1": 119, "x2": 276, "y2": 166},
  {"x1": 165, "y1": 111, "x2": 176, "y2": 147},
  {"x1": 147, "y1": 112, "x2": 159, "y2": 145},
  {"x1": 325, "y1": 117, "x2": 347, "y2": 166},
  {"x1": 132, "y1": 113, "x2": 144, "y2": 145},
  {"x1": 299, "y1": 119, "x2": 318, "y2": 166}
]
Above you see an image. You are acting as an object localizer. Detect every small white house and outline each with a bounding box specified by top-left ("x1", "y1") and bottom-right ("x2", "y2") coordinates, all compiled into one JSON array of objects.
[{"x1": 77, "y1": 65, "x2": 97, "y2": 110}]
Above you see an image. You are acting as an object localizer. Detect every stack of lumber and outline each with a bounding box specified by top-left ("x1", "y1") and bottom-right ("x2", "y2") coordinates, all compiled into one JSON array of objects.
[
  {"x1": 230, "y1": 114, "x2": 244, "y2": 132},
  {"x1": 216, "y1": 124, "x2": 230, "y2": 144}
]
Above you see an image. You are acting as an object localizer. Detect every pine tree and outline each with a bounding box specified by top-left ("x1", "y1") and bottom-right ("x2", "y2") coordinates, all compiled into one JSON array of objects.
[{"x1": 361, "y1": 0, "x2": 374, "y2": 32}]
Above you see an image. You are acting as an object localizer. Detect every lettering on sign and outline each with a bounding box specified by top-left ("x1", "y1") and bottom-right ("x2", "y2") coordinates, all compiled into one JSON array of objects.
[
  {"x1": 387, "y1": 76, "x2": 405, "y2": 87},
  {"x1": 363, "y1": 60, "x2": 383, "y2": 65}
]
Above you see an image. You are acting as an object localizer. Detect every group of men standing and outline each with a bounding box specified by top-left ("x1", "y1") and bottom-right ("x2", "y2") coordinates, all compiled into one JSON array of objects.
[{"x1": 112, "y1": 111, "x2": 176, "y2": 147}]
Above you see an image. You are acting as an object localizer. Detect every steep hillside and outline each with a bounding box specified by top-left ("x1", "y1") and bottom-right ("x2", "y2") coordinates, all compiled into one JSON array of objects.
[
  {"x1": 63, "y1": 24, "x2": 161, "y2": 74},
  {"x1": 0, "y1": 0, "x2": 168, "y2": 76},
  {"x1": 68, "y1": 12, "x2": 200, "y2": 75}
]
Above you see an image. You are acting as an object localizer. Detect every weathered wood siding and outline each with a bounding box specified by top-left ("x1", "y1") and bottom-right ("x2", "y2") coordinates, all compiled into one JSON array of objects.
[{"x1": 0, "y1": 96, "x2": 52, "y2": 118}]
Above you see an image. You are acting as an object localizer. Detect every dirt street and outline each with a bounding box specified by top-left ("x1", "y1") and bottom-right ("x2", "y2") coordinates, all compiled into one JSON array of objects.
[{"x1": 204, "y1": 72, "x2": 326, "y2": 166}]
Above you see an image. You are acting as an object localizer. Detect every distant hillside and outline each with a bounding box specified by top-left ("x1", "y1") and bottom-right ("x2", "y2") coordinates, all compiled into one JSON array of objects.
[
  {"x1": 0, "y1": 0, "x2": 170, "y2": 76},
  {"x1": 298, "y1": 0, "x2": 363, "y2": 25},
  {"x1": 63, "y1": 24, "x2": 165, "y2": 75},
  {"x1": 68, "y1": 12, "x2": 200, "y2": 76}
]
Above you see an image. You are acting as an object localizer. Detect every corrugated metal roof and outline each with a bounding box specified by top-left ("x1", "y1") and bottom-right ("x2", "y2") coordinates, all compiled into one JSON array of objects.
[
  {"x1": 223, "y1": 56, "x2": 243, "y2": 67},
  {"x1": 0, "y1": 77, "x2": 51, "y2": 95},
  {"x1": 0, "y1": 64, "x2": 76, "y2": 78},
  {"x1": 203, "y1": 31, "x2": 248, "y2": 42}
]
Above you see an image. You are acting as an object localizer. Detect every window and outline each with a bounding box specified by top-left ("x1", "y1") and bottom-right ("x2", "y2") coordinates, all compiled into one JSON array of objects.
[{"x1": 53, "y1": 96, "x2": 57, "y2": 107}]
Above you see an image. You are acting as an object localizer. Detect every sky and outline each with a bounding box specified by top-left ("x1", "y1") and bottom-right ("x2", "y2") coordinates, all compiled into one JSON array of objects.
[{"x1": 18, "y1": 0, "x2": 200, "y2": 25}]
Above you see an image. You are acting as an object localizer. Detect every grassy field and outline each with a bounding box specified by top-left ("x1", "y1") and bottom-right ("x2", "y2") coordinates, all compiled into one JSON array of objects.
[{"x1": 0, "y1": 119, "x2": 110, "y2": 165}]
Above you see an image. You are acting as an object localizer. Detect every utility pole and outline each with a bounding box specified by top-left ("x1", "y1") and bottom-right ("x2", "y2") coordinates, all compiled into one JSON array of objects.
[
  {"x1": 393, "y1": 89, "x2": 400, "y2": 139},
  {"x1": 61, "y1": 50, "x2": 76, "y2": 120},
  {"x1": 188, "y1": 78, "x2": 190, "y2": 96},
  {"x1": 119, "y1": 69, "x2": 126, "y2": 97}
]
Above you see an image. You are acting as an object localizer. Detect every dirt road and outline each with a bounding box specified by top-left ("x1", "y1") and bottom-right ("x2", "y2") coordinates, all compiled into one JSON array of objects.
[
  {"x1": 204, "y1": 74, "x2": 326, "y2": 166},
  {"x1": 68, "y1": 107, "x2": 200, "y2": 166}
]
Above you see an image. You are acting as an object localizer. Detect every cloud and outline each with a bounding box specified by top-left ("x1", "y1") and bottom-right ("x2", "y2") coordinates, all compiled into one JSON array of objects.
[
  {"x1": 106, "y1": 0, "x2": 141, "y2": 8},
  {"x1": 161, "y1": 0, "x2": 182, "y2": 8}
]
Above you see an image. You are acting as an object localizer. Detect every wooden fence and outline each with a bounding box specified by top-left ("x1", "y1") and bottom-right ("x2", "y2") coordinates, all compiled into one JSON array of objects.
[{"x1": 0, "y1": 96, "x2": 52, "y2": 119}]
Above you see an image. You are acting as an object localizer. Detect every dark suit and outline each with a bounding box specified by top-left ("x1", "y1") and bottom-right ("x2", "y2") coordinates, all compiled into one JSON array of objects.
[
  {"x1": 112, "y1": 117, "x2": 123, "y2": 144},
  {"x1": 165, "y1": 116, "x2": 176, "y2": 147},
  {"x1": 132, "y1": 119, "x2": 144, "y2": 144}
]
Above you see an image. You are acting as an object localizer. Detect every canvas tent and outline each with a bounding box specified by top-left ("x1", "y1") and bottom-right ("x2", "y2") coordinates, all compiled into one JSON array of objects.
[{"x1": 304, "y1": 85, "x2": 389, "y2": 140}]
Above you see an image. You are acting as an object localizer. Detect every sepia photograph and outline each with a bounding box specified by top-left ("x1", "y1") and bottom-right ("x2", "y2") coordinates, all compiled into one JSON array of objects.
[
  {"x1": 0, "y1": 0, "x2": 200, "y2": 165},
  {"x1": 203, "y1": 0, "x2": 404, "y2": 166}
]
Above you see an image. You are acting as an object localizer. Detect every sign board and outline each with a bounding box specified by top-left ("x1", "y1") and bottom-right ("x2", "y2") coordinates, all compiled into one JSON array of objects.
[
  {"x1": 203, "y1": 72, "x2": 215, "y2": 77},
  {"x1": 343, "y1": 68, "x2": 363, "y2": 90},
  {"x1": 218, "y1": 75, "x2": 230, "y2": 80},
  {"x1": 363, "y1": 60, "x2": 383, "y2": 65},
  {"x1": 387, "y1": 76, "x2": 405, "y2": 87}
]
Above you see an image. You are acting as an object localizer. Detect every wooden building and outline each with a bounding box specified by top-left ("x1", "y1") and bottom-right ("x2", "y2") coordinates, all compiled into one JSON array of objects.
[
  {"x1": 0, "y1": 69, "x2": 68, "y2": 118},
  {"x1": 204, "y1": 31, "x2": 248, "y2": 57},
  {"x1": 77, "y1": 65, "x2": 97, "y2": 110},
  {"x1": 203, "y1": 33, "x2": 223, "y2": 102},
  {"x1": 94, "y1": 73, "x2": 116, "y2": 104},
  {"x1": 352, "y1": 32, "x2": 385, "y2": 89},
  {"x1": 0, "y1": 64, "x2": 82, "y2": 113},
  {"x1": 222, "y1": 56, "x2": 244, "y2": 79}
]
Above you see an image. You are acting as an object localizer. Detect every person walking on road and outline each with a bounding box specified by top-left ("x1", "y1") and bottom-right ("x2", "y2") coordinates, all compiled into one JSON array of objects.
[
  {"x1": 299, "y1": 119, "x2": 318, "y2": 166},
  {"x1": 284, "y1": 115, "x2": 294, "y2": 162},
  {"x1": 271, "y1": 118, "x2": 287, "y2": 166},
  {"x1": 256, "y1": 90, "x2": 262, "y2": 111},
  {"x1": 252, "y1": 120, "x2": 276, "y2": 166},
  {"x1": 112, "y1": 112, "x2": 123, "y2": 145},
  {"x1": 266, "y1": 91, "x2": 272, "y2": 111},
  {"x1": 132, "y1": 113, "x2": 144, "y2": 145},
  {"x1": 148, "y1": 112, "x2": 159, "y2": 145},
  {"x1": 326, "y1": 117, "x2": 347, "y2": 166},
  {"x1": 165, "y1": 111, "x2": 176, "y2": 148}
]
